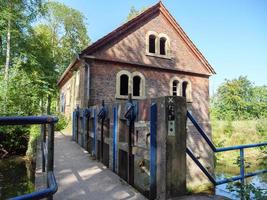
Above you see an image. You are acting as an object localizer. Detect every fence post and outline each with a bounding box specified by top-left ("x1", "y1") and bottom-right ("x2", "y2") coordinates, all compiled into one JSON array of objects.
[
  {"x1": 113, "y1": 105, "x2": 118, "y2": 172},
  {"x1": 150, "y1": 103, "x2": 157, "y2": 200}
]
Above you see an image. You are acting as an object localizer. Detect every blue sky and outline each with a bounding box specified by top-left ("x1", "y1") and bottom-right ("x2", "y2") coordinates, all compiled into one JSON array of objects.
[{"x1": 57, "y1": 0, "x2": 267, "y2": 94}]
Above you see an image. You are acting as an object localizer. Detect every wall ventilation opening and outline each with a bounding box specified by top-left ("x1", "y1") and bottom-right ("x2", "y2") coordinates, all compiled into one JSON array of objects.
[
  {"x1": 133, "y1": 76, "x2": 141, "y2": 96},
  {"x1": 160, "y1": 37, "x2": 166, "y2": 55},
  {"x1": 120, "y1": 74, "x2": 129, "y2": 95},
  {"x1": 149, "y1": 35, "x2": 156, "y2": 53}
]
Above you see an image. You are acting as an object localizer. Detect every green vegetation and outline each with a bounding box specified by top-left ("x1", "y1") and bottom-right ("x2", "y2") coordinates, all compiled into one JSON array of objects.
[
  {"x1": 211, "y1": 76, "x2": 267, "y2": 120},
  {"x1": 0, "y1": 1, "x2": 89, "y2": 157},
  {"x1": 211, "y1": 77, "x2": 267, "y2": 168},
  {"x1": 55, "y1": 113, "x2": 69, "y2": 131},
  {"x1": 126, "y1": 6, "x2": 147, "y2": 21},
  {"x1": 211, "y1": 76, "x2": 267, "y2": 199}
]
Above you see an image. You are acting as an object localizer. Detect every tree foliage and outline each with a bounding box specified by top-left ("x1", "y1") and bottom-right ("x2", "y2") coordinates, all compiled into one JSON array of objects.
[
  {"x1": 0, "y1": 1, "x2": 89, "y2": 156},
  {"x1": 43, "y1": 1, "x2": 90, "y2": 75},
  {"x1": 211, "y1": 76, "x2": 267, "y2": 120},
  {"x1": 126, "y1": 6, "x2": 147, "y2": 21}
]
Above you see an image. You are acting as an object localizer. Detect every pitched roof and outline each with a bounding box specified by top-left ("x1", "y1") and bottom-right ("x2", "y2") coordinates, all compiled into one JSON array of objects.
[{"x1": 57, "y1": 2, "x2": 215, "y2": 86}]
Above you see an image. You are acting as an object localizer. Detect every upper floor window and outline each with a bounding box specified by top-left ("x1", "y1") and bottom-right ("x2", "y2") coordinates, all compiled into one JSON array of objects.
[
  {"x1": 149, "y1": 35, "x2": 156, "y2": 53},
  {"x1": 146, "y1": 31, "x2": 170, "y2": 58},
  {"x1": 160, "y1": 37, "x2": 167, "y2": 55}
]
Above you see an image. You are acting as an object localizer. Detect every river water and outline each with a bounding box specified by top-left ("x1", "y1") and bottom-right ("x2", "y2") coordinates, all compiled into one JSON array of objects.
[
  {"x1": 0, "y1": 156, "x2": 35, "y2": 200},
  {"x1": 215, "y1": 164, "x2": 267, "y2": 199}
]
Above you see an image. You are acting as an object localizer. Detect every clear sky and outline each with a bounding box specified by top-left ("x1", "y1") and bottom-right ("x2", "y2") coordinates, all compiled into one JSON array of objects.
[{"x1": 57, "y1": 0, "x2": 267, "y2": 94}]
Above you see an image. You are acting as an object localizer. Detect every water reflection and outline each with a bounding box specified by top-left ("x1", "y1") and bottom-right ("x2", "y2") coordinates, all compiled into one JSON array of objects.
[
  {"x1": 0, "y1": 156, "x2": 35, "y2": 200},
  {"x1": 216, "y1": 170, "x2": 267, "y2": 199}
]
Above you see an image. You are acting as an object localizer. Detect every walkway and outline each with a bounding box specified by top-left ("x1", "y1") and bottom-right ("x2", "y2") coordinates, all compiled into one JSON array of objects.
[
  {"x1": 50, "y1": 132, "x2": 229, "y2": 200},
  {"x1": 53, "y1": 132, "x2": 146, "y2": 200}
]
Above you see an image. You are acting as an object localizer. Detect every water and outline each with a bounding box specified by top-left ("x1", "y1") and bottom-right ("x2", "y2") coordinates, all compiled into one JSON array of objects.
[
  {"x1": 0, "y1": 156, "x2": 35, "y2": 200},
  {"x1": 215, "y1": 165, "x2": 267, "y2": 199}
]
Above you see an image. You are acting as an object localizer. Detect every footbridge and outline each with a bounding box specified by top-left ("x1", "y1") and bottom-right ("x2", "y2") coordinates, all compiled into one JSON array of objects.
[{"x1": 1, "y1": 96, "x2": 266, "y2": 200}]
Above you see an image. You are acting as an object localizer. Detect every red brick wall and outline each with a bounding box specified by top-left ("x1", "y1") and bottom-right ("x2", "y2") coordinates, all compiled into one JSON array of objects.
[{"x1": 92, "y1": 12, "x2": 210, "y2": 75}]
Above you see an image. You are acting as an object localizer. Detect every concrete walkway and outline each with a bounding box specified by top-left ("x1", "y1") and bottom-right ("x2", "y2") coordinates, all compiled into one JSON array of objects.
[
  {"x1": 53, "y1": 132, "x2": 146, "y2": 200},
  {"x1": 52, "y1": 132, "x2": 229, "y2": 200}
]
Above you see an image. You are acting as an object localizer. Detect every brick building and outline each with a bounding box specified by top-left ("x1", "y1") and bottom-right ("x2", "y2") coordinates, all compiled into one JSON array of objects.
[{"x1": 58, "y1": 2, "x2": 216, "y2": 191}]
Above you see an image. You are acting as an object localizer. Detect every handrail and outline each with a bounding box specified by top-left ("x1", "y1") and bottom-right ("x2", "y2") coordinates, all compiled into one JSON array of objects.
[
  {"x1": 0, "y1": 116, "x2": 58, "y2": 199},
  {"x1": 187, "y1": 111, "x2": 267, "y2": 185},
  {"x1": 9, "y1": 171, "x2": 58, "y2": 200},
  {"x1": 0, "y1": 116, "x2": 58, "y2": 125}
]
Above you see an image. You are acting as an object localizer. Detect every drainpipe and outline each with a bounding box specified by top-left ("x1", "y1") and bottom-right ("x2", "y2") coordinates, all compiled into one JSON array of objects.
[{"x1": 77, "y1": 53, "x2": 90, "y2": 107}]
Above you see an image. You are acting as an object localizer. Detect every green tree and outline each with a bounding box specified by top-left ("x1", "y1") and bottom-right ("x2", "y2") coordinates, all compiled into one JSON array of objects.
[
  {"x1": 43, "y1": 1, "x2": 90, "y2": 75},
  {"x1": 127, "y1": 6, "x2": 147, "y2": 21},
  {"x1": 211, "y1": 76, "x2": 267, "y2": 120}
]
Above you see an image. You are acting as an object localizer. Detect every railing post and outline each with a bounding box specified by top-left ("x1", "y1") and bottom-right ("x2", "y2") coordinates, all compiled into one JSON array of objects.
[
  {"x1": 47, "y1": 123, "x2": 55, "y2": 200},
  {"x1": 47, "y1": 123, "x2": 55, "y2": 172},
  {"x1": 41, "y1": 124, "x2": 46, "y2": 172},
  {"x1": 240, "y1": 148, "x2": 245, "y2": 200}
]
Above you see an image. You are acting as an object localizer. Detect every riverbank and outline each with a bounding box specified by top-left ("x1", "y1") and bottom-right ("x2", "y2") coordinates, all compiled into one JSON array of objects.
[
  {"x1": 212, "y1": 119, "x2": 267, "y2": 168},
  {"x1": 0, "y1": 156, "x2": 36, "y2": 199}
]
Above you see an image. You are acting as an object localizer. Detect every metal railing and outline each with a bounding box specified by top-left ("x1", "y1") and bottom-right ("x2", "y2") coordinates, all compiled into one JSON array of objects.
[
  {"x1": 0, "y1": 116, "x2": 58, "y2": 200},
  {"x1": 186, "y1": 111, "x2": 267, "y2": 186}
]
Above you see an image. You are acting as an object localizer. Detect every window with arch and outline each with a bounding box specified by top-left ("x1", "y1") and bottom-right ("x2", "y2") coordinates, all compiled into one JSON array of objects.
[
  {"x1": 170, "y1": 77, "x2": 181, "y2": 96},
  {"x1": 132, "y1": 72, "x2": 145, "y2": 98},
  {"x1": 182, "y1": 80, "x2": 192, "y2": 102},
  {"x1": 116, "y1": 70, "x2": 131, "y2": 98},
  {"x1": 182, "y1": 81, "x2": 188, "y2": 98},
  {"x1": 133, "y1": 76, "x2": 141, "y2": 96},
  {"x1": 120, "y1": 74, "x2": 129, "y2": 95},
  {"x1": 160, "y1": 37, "x2": 167, "y2": 55},
  {"x1": 172, "y1": 80, "x2": 179, "y2": 96},
  {"x1": 149, "y1": 34, "x2": 156, "y2": 53},
  {"x1": 116, "y1": 71, "x2": 145, "y2": 99}
]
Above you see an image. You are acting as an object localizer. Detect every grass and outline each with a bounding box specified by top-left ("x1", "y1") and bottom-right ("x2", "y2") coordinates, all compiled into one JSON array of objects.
[{"x1": 211, "y1": 118, "x2": 267, "y2": 169}]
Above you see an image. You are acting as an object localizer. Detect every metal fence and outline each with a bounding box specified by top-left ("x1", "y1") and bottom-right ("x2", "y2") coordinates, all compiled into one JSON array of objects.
[{"x1": 186, "y1": 111, "x2": 267, "y2": 186}]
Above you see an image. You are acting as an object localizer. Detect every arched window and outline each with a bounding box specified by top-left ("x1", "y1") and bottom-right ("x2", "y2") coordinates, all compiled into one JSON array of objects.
[
  {"x1": 149, "y1": 35, "x2": 156, "y2": 53},
  {"x1": 116, "y1": 70, "x2": 131, "y2": 98},
  {"x1": 170, "y1": 77, "x2": 181, "y2": 96},
  {"x1": 132, "y1": 72, "x2": 145, "y2": 98},
  {"x1": 120, "y1": 74, "x2": 129, "y2": 95},
  {"x1": 182, "y1": 81, "x2": 188, "y2": 98},
  {"x1": 172, "y1": 80, "x2": 179, "y2": 96},
  {"x1": 181, "y1": 79, "x2": 192, "y2": 102},
  {"x1": 133, "y1": 76, "x2": 141, "y2": 96},
  {"x1": 160, "y1": 37, "x2": 167, "y2": 55}
]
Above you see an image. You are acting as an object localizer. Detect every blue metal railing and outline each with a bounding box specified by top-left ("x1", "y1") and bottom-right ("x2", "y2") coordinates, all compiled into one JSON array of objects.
[
  {"x1": 187, "y1": 111, "x2": 267, "y2": 186},
  {"x1": 0, "y1": 116, "x2": 58, "y2": 200}
]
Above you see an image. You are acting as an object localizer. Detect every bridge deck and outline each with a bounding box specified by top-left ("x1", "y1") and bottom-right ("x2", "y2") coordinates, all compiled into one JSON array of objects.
[
  {"x1": 49, "y1": 132, "x2": 229, "y2": 200},
  {"x1": 53, "y1": 132, "x2": 146, "y2": 200}
]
